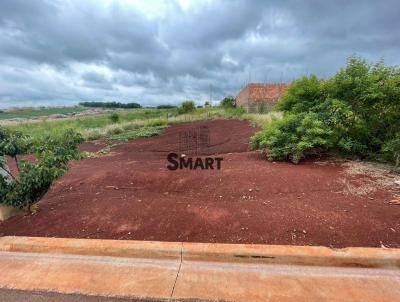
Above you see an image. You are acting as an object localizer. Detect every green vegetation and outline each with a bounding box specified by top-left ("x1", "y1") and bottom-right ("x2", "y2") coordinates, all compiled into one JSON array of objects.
[
  {"x1": 0, "y1": 128, "x2": 83, "y2": 210},
  {"x1": 178, "y1": 100, "x2": 196, "y2": 114},
  {"x1": 79, "y1": 101, "x2": 141, "y2": 108},
  {"x1": 3, "y1": 108, "x2": 175, "y2": 141},
  {"x1": 109, "y1": 126, "x2": 166, "y2": 141},
  {"x1": 157, "y1": 104, "x2": 177, "y2": 109},
  {"x1": 1, "y1": 107, "x2": 235, "y2": 142},
  {"x1": 252, "y1": 113, "x2": 333, "y2": 163},
  {"x1": 0, "y1": 104, "x2": 266, "y2": 209},
  {"x1": 252, "y1": 56, "x2": 400, "y2": 165},
  {"x1": 0, "y1": 106, "x2": 86, "y2": 120},
  {"x1": 109, "y1": 112, "x2": 120, "y2": 123},
  {"x1": 220, "y1": 96, "x2": 236, "y2": 108}
]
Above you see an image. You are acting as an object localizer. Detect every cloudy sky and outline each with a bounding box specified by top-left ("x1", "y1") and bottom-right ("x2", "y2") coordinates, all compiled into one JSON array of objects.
[{"x1": 0, "y1": 0, "x2": 399, "y2": 108}]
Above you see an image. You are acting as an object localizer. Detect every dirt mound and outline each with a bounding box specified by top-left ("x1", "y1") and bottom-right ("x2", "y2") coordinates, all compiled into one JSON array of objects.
[{"x1": 0, "y1": 119, "x2": 399, "y2": 248}]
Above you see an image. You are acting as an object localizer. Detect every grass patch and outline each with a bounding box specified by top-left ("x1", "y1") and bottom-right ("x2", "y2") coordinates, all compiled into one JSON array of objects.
[
  {"x1": 109, "y1": 126, "x2": 167, "y2": 141},
  {"x1": 241, "y1": 112, "x2": 283, "y2": 128},
  {"x1": 83, "y1": 143, "x2": 120, "y2": 158},
  {"x1": 3, "y1": 108, "x2": 176, "y2": 140},
  {"x1": 0, "y1": 106, "x2": 86, "y2": 120},
  {"x1": 2, "y1": 106, "x2": 275, "y2": 144}
]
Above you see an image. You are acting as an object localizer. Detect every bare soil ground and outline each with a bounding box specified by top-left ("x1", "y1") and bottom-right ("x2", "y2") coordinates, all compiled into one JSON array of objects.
[{"x1": 1, "y1": 119, "x2": 399, "y2": 248}]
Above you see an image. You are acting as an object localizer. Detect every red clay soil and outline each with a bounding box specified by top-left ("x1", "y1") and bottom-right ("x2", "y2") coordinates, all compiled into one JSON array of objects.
[{"x1": 1, "y1": 119, "x2": 399, "y2": 248}]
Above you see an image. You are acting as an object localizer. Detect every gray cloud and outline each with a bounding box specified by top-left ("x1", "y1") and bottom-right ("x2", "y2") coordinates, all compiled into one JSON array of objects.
[{"x1": 0, "y1": 0, "x2": 399, "y2": 108}]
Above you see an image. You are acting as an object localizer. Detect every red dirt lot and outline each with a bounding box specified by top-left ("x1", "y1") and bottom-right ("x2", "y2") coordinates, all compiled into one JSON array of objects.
[{"x1": 1, "y1": 119, "x2": 399, "y2": 248}]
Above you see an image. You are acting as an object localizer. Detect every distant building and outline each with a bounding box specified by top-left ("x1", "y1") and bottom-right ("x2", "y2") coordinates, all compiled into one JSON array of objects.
[{"x1": 235, "y1": 83, "x2": 289, "y2": 112}]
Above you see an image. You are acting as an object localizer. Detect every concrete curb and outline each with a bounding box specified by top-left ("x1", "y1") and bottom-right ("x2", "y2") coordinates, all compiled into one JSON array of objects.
[
  {"x1": 0, "y1": 236, "x2": 399, "y2": 301},
  {"x1": 0, "y1": 236, "x2": 399, "y2": 268},
  {"x1": 0, "y1": 236, "x2": 181, "y2": 261}
]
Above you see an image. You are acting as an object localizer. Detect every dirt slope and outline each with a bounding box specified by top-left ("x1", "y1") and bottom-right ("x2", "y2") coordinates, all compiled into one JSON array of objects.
[{"x1": 1, "y1": 119, "x2": 399, "y2": 248}]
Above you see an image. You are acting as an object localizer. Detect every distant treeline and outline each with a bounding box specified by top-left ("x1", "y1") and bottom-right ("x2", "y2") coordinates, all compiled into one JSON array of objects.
[
  {"x1": 156, "y1": 105, "x2": 177, "y2": 109},
  {"x1": 79, "y1": 101, "x2": 142, "y2": 108}
]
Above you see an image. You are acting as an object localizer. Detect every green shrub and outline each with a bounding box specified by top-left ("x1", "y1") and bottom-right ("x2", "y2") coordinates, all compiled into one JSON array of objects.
[
  {"x1": 255, "y1": 56, "x2": 400, "y2": 164},
  {"x1": 0, "y1": 127, "x2": 30, "y2": 162},
  {"x1": 277, "y1": 75, "x2": 326, "y2": 113},
  {"x1": 178, "y1": 101, "x2": 196, "y2": 114},
  {"x1": 382, "y1": 136, "x2": 400, "y2": 167},
  {"x1": 252, "y1": 113, "x2": 333, "y2": 163},
  {"x1": 109, "y1": 112, "x2": 120, "y2": 123},
  {"x1": 0, "y1": 128, "x2": 83, "y2": 209},
  {"x1": 220, "y1": 96, "x2": 236, "y2": 108}
]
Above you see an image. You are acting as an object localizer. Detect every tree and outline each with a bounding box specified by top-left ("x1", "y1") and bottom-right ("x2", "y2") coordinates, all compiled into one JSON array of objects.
[
  {"x1": 220, "y1": 96, "x2": 236, "y2": 108},
  {"x1": 178, "y1": 100, "x2": 196, "y2": 114},
  {"x1": 0, "y1": 127, "x2": 83, "y2": 210},
  {"x1": 276, "y1": 75, "x2": 327, "y2": 113}
]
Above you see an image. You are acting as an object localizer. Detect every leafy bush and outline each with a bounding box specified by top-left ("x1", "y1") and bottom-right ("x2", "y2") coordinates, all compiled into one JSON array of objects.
[
  {"x1": 382, "y1": 136, "x2": 400, "y2": 167},
  {"x1": 277, "y1": 75, "x2": 326, "y2": 113},
  {"x1": 220, "y1": 96, "x2": 236, "y2": 108},
  {"x1": 178, "y1": 101, "x2": 196, "y2": 114},
  {"x1": 0, "y1": 128, "x2": 83, "y2": 209},
  {"x1": 253, "y1": 56, "x2": 400, "y2": 164},
  {"x1": 252, "y1": 113, "x2": 333, "y2": 163},
  {"x1": 109, "y1": 112, "x2": 120, "y2": 123},
  {"x1": 0, "y1": 128, "x2": 30, "y2": 167}
]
